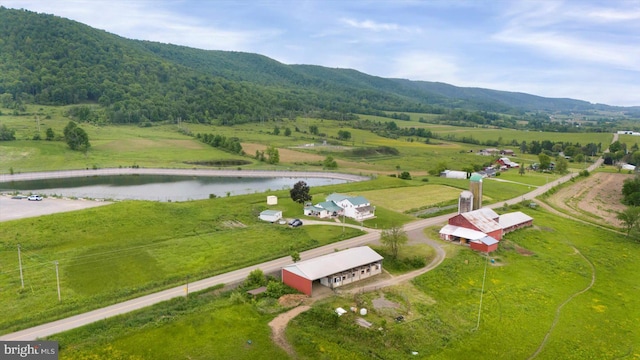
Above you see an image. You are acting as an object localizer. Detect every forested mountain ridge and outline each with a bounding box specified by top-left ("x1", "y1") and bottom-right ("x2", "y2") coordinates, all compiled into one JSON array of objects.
[{"x1": 0, "y1": 7, "x2": 636, "y2": 126}]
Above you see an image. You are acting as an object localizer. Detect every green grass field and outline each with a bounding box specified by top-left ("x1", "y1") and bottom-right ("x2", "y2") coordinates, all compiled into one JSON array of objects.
[{"x1": 0, "y1": 189, "x2": 369, "y2": 333}]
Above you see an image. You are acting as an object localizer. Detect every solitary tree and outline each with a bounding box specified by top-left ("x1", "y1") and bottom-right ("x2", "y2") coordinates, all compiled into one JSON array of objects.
[
  {"x1": 63, "y1": 121, "x2": 90, "y2": 152},
  {"x1": 555, "y1": 157, "x2": 568, "y2": 174},
  {"x1": 380, "y1": 226, "x2": 408, "y2": 259},
  {"x1": 538, "y1": 153, "x2": 551, "y2": 170},
  {"x1": 323, "y1": 156, "x2": 338, "y2": 169},
  {"x1": 284, "y1": 127, "x2": 292, "y2": 136},
  {"x1": 45, "y1": 127, "x2": 55, "y2": 141},
  {"x1": 266, "y1": 146, "x2": 279, "y2": 164},
  {"x1": 519, "y1": 164, "x2": 526, "y2": 176},
  {"x1": 616, "y1": 207, "x2": 640, "y2": 237},
  {"x1": 290, "y1": 181, "x2": 312, "y2": 205},
  {"x1": 291, "y1": 251, "x2": 300, "y2": 263}
]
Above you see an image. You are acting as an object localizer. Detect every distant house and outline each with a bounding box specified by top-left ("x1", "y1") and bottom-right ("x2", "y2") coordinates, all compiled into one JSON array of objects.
[
  {"x1": 478, "y1": 148, "x2": 500, "y2": 156},
  {"x1": 326, "y1": 194, "x2": 375, "y2": 221},
  {"x1": 259, "y1": 209, "x2": 282, "y2": 223},
  {"x1": 500, "y1": 149, "x2": 515, "y2": 156},
  {"x1": 472, "y1": 168, "x2": 497, "y2": 178},
  {"x1": 440, "y1": 170, "x2": 468, "y2": 179},
  {"x1": 281, "y1": 246, "x2": 383, "y2": 296},
  {"x1": 304, "y1": 194, "x2": 375, "y2": 221}
]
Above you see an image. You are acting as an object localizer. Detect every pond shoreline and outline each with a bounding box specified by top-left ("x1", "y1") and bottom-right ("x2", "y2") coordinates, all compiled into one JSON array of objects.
[{"x1": 0, "y1": 168, "x2": 371, "y2": 183}]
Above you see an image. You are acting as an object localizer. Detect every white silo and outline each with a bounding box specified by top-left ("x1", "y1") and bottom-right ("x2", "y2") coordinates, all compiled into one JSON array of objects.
[{"x1": 458, "y1": 190, "x2": 474, "y2": 214}]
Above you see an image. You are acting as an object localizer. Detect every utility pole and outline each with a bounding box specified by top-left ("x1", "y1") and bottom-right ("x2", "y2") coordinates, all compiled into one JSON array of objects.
[
  {"x1": 475, "y1": 255, "x2": 489, "y2": 331},
  {"x1": 18, "y1": 244, "x2": 24, "y2": 289},
  {"x1": 55, "y1": 261, "x2": 61, "y2": 302}
]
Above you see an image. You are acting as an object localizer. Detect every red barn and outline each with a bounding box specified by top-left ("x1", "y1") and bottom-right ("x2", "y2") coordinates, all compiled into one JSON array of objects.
[
  {"x1": 448, "y1": 208, "x2": 503, "y2": 240},
  {"x1": 499, "y1": 212, "x2": 534, "y2": 234},
  {"x1": 282, "y1": 246, "x2": 383, "y2": 296},
  {"x1": 470, "y1": 236, "x2": 499, "y2": 253}
]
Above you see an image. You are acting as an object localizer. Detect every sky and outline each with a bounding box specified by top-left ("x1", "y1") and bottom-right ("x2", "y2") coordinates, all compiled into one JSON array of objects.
[{"x1": 2, "y1": 0, "x2": 640, "y2": 107}]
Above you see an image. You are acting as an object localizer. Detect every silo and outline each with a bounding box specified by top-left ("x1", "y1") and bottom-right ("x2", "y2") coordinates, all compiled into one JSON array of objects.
[
  {"x1": 469, "y1": 174, "x2": 483, "y2": 210},
  {"x1": 458, "y1": 190, "x2": 474, "y2": 214}
]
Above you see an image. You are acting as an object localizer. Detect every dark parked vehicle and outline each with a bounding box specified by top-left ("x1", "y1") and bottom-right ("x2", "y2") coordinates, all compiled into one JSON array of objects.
[
  {"x1": 290, "y1": 219, "x2": 303, "y2": 227},
  {"x1": 289, "y1": 218, "x2": 300, "y2": 225}
]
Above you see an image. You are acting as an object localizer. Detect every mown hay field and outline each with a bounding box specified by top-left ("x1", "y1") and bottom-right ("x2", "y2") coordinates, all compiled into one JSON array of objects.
[{"x1": 358, "y1": 185, "x2": 462, "y2": 213}]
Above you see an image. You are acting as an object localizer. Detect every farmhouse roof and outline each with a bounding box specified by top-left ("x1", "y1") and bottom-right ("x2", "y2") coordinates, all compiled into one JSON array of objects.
[
  {"x1": 282, "y1": 246, "x2": 383, "y2": 281},
  {"x1": 326, "y1": 193, "x2": 349, "y2": 202},
  {"x1": 317, "y1": 201, "x2": 342, "y2": 212},
  {"x1": 345, "y1": 196, "x2": 369, "y2": 206},
  {"x1": 499, "y1": 212, "x2": 533, "y2": 229}
]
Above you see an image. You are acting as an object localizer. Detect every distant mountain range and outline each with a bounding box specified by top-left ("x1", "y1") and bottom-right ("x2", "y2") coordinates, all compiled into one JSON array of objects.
[{"x1": 0, "y1": 7, "x2": 637, "y2": 125}]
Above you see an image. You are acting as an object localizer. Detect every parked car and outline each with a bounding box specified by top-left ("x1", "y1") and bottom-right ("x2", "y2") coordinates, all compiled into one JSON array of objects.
[
  {"x1": 288, "y1": 218, "x2": 300, "y2": 226},
  {"x1": 27, "y1": 195, "x2": 43, "y2": 201},
  {"x1": 290, "y1": 219, "x2": 303, "y2": 228}
]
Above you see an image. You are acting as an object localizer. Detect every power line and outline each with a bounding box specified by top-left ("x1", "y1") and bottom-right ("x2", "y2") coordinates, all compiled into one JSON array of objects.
[{"x1": 474, "y1": 254, "x2": 489, "y2": 331}]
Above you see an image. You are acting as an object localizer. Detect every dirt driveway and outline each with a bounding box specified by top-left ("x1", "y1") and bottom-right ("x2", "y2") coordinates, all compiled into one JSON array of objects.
[{"x1": 544, "y1": 172, "x2": 628, "y2": 227}]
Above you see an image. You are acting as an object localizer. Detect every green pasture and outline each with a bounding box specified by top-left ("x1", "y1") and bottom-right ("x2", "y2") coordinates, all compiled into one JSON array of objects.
[
  {"x1": 54, "y1": 293, "x2": 287, "y2": 360},
  {"x1": 358, "y1": 184, "x2": 462, "y2": 213},
  {"x1": 287, "y1": 209, "x2": 640, "y2": 359},
  {"x1": 2, "y1": 106, "x2": 604, "y2": 177},
  {"x1": 430, "y1": 126, "x2": 612, "y2": 146}
]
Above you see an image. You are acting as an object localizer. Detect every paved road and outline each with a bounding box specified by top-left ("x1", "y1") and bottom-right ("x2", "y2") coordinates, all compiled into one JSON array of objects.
[{"x1": 0, "y1": 154, "x2": 607, "y2": 341}]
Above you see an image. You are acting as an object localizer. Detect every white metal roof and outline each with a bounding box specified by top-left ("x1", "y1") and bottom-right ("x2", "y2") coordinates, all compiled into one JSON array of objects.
[
  {"x1": 460, "y1": 209, "x2": 502, "y2": 233},
  {"x1": 471, "y1": 236, "x2": 499, "y2": 246},
  {"x1": 440, "y1": 225, "x2": 487, "y2": 240},
  {"x1": 282, "y1": 246, "x2": 383, "y2": 280},
  {"x1": 499, "y1": 212, "x2": 533, "y2": 229}
]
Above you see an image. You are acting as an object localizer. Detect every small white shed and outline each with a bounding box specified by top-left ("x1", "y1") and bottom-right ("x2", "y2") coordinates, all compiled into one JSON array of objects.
[
  {"x1": 259, "y1": 210, "x2": 282, "y2": 223},
  {"x1": 267, "y1": 195, "x2": 278, "y2": 205}
]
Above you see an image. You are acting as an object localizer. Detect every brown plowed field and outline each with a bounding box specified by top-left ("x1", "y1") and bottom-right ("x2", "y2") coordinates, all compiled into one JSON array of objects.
[{"x1": 546, "y1": 172, "x2": 628, "y2": 227}]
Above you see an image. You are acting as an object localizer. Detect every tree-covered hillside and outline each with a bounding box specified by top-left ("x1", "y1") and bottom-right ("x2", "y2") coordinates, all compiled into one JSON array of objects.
[{"x1": 0, "y1": 7, "x2": 637, "y2": 127}]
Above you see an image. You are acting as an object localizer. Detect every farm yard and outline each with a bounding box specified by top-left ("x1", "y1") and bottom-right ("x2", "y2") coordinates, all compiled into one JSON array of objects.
[{"x1": 1, "y1": 104, "x2": 638, "y2": 359}]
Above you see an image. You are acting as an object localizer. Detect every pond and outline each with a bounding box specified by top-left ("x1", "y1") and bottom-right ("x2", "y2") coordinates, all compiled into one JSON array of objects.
[{"x1": 0, "y1": 174, "x2": 350, "y2": 202}]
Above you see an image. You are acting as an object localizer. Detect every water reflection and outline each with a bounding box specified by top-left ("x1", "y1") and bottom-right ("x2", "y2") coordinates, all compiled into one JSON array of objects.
[{"x1": 2, "y1": 175, "x2": 348, "y2": 202}]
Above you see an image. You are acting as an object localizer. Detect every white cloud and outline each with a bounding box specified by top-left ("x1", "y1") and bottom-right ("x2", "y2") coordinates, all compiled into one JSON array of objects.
[
  {"x1": 1, "y1": 0, "x2": 271, "y2": 51},
  {"x1": 341, "y1": 18, "x2": 400, "y2": 31},
  {"x1": 387, "y1": 52, "x2": 460, "y2": 82}
]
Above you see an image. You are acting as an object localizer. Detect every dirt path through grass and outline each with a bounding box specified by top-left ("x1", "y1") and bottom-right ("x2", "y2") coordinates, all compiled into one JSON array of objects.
[
  {"x1": 268, "y1": 305, "x2": 311, "y2": 358},
  {"x1": 527, "y1": 246, "x2": 596, "y2": 359}
]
